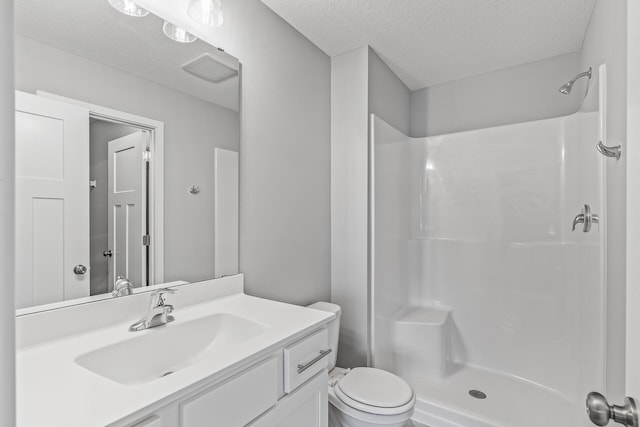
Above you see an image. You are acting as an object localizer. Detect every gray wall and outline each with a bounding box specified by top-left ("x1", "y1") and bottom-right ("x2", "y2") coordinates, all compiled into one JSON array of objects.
[
  {"x1": 330, "y1": 47, "x2": 411, "y2": 368},
  {"x1": 15, "y1": 35, "x2": 240, "y2": 285},
  {"x1": 0, "y1": 1, "x2": 15, "y2": 425},
  {"x1": 368, "y1": 48, "x2": 411, "y2": 136},
  {"x1": 88, "y1": 121, "x2": 138, "y2": 296},
  {"x1": 331, "y1": 46, "x2": 370, "y2": 368},
  {"x1": 221, "y1": 0, "x2": 331, "y2": 305},
  {"x1": 410, "y1": 52, "x2": 584, "y2": 137},
  {"x1": 581, "y1": 0, "x2": 628, "y2": 401}
]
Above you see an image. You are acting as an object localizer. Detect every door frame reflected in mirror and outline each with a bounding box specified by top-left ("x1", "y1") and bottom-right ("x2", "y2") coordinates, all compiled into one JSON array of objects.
[{"x1": 37, "y1": 90, "x2": 166, "y2": 292}]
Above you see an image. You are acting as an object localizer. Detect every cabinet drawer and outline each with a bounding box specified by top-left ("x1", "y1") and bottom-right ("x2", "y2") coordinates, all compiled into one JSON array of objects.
[
  {"x1": 284, "y1": 328, "x2": 329, "y2": 393},
  {"x1": 180, "y1": 357, "x2": 278, "y2": 427}
]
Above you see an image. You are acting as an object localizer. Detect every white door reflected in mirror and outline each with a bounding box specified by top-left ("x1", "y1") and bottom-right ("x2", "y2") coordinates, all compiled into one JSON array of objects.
[
  {"x1": 15, "y1": 92, "x2": 90, "y2": 309},
  {"x1": 107, "y1": 131, "x2": 149, "y2": 291}
]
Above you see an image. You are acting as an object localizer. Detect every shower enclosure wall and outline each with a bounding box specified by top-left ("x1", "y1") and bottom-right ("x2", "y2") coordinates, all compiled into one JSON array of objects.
[{"x1": 370, "y1": 67, "x2": 607, "y2": 427}]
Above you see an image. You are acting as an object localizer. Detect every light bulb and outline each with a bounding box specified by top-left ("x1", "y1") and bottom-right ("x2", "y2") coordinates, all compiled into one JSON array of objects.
[
  {"x1": 107, "y1": 0, "x2": 149, "y2": 17},
  {"x1": 162, "y1": 21, "x2": 198, "y2": 43},
  {"x1": 187, "y1": 0, "x2": 224, "y2": 28}
]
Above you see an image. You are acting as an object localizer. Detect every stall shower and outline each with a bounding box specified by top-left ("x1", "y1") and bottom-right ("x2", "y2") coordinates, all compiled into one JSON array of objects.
[{"x1": 370, "y1": 66, "x2": 609, "y2": 426}]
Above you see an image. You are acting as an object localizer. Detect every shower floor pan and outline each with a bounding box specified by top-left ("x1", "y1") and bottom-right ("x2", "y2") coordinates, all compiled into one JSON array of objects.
[{"x1": 410, "y1": 365, "x2": 586, "y2": 427}]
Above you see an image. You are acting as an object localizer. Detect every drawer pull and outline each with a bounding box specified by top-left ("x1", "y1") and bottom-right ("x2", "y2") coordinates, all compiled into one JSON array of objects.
[{"x1": 297, "y1": 349, "x2": 332, "y2": 374}]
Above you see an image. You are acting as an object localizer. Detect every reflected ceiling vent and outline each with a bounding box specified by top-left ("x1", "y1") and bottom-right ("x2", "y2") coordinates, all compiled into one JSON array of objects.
[{"x1": 182, "y1": 53, "x2": 238, "y2": 83}]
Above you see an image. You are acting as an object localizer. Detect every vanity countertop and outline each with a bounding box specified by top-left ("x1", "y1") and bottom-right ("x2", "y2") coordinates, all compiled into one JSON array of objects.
[{"x1": 16, "y1": 276, "x2": 333, "y2": 427}]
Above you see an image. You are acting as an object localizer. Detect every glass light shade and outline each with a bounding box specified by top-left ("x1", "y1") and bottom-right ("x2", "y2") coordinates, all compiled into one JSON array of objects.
[
  {"x1": 162, "y1": 21, "x2": 198, "y2": 43},
  {"x1": 187, "y1": 0, "x2": 224, "y2": 28},
  {"x1": 107, "y1": 0, "x2": 149, "y2": 17}
]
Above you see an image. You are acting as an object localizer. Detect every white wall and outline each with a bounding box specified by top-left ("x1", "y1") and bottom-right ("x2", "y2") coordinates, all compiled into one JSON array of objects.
[
  {"x1": 581, "y1": 0, "x2": 628, "y2": 401},
  {"x1": 410, "y1": 52, "x2": 584, "y2": 137},
  {"x1": 0, "y1": 2, "x2": 15, "y2": 425},
  {"x1": 15, "y1": 36, "x2": 240, "y2": 285},
  {"x1": 413, "y1": 113, "x2": 603, "y2": 400},
  {"x1": 371, "y1": 117, "x2": 413, "y2": 372},
  {"x1": 368, "y1": 48, "x2": 411, "y2": 136},
  {"x1": 331, "y1": 46, "x2": 370, "y2": 367}
]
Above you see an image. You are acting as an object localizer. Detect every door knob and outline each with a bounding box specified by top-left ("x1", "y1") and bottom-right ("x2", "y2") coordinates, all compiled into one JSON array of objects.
[
  {"x1": 73, "y1": 265, "x2": 87, "y2": 275},
  {"x1": 103, "y1": 250, "x2": 113, "y2": 257},
  {"x1": 587, "y1": 392, "x2": 639, "y2": 426}
]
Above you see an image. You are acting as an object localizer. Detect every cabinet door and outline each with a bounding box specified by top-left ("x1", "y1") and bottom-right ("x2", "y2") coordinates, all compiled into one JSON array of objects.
[
  {"x1": 181, "y1": 357, "x2": 278, "y2": 427},
  {"x1": 250, "y1": 371, "x2": 328, "y2": 427}
]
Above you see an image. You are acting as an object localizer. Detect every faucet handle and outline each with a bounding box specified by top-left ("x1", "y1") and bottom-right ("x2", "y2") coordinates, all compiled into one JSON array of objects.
[
  {"x1": 112, "y1": 276, "x2": 134, "y2": 297},
  {"x1": 572, "y1": 204, "x2": 599, "y2": 233},
  {"x1": 572, "y1": 213, "x2": 585, "y2": 231},
  {"x1": 150, "y1": 288, "x2": 176, "y2": 307}
]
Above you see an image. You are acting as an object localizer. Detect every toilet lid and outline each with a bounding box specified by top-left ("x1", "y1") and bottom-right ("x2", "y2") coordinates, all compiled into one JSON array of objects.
[{"x1": 335, "y1": 368, "x2": 415, "y2": 416}]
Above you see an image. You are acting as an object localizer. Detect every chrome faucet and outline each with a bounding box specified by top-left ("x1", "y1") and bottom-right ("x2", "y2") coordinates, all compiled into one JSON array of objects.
[
  {"x1": 129, "y1": 288, "x2": 176, "y2": 332},
  {"x1": 112, "y1": 276, "x2": 134, "y2": 297}
]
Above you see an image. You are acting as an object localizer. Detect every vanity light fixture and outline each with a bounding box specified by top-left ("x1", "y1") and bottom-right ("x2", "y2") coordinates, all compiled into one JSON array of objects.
[
  {"x1": 107, "y1": 0, "x2": 149, "y2": 17},
  {"x1": 187, "y1": 0, "x2": 224, "y2": 28},
  {"x1": 162, "y1": 21, "x2": 198, "y2": 43}
]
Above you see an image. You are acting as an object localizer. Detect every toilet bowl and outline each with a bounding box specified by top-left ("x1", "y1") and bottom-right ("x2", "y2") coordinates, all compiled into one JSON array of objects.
[{"x1": 308, "y1": 302, "x2": 416, "y2": 427}]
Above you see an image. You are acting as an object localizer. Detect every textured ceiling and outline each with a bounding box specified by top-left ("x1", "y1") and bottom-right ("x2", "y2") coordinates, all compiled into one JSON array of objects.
[
  {"x1": 15, "y1": 0, "x2": 239, "y2": 111},
  {"x1": 260, "y1": 0, "x2": 595, "y2": 90}
]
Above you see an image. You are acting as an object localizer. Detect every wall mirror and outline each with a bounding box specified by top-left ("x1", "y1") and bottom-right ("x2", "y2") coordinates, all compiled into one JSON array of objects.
[{"x1": 14, "y1": 0, "x2": 240, "y2": 311}]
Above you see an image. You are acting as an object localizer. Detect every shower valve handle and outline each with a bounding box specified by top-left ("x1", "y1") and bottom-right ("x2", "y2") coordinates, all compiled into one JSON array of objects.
[{"x1": 572, "y1": 204, "x2": 599, "y2": 232}]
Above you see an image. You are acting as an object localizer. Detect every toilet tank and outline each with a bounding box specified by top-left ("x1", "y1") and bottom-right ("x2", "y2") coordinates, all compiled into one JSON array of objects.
[{"x1": 307, "y1": 302, "x2": 341, "y2": 371}]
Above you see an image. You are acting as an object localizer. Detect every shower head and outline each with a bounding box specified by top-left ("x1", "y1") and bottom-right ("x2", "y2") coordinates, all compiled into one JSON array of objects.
[
  {"x1": 558, "y1": 67, "x2": 592, "y2": 95},
  {"x1": 558, "y1": 82, "x2": 573, "y2": 95}
]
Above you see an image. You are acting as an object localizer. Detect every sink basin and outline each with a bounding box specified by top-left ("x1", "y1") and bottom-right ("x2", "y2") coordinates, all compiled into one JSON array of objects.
[{"x1": 75, "y1": 313, "x2": 267, "y2": 385}]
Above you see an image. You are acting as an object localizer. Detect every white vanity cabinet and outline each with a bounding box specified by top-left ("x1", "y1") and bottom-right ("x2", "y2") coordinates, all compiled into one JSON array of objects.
[
  {"x1": 17, "y1": 277, "x2": 335, "y2": 427},
  {"x1": 119, "y1": 327, "x2": 329, "y2": 427},
  {"x1": 249, "y1": 328, "x2": 329, "y2": 427},
  {"x1": 249, "y1": 371, "x2": 328, "y2": 427}
]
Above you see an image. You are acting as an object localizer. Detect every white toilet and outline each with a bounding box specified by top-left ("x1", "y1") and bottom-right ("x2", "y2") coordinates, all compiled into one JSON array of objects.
[{"x1": 308, "y1": 302, "x2": 416, "y2": 427}]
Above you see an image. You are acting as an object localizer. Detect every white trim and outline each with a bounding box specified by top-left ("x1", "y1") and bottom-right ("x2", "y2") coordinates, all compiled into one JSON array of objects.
[
  {"x1": 368, "y1": 113, "x2": 375, "y2": 367},
  {"x1": 597, "y1": 64, "x2": 609, "y2": 392},
  {"x1": 36, "y1": 90, "x2": 165, "y2": 285},
  {"x1": 626, "y1": 1, "x2": 640, "y2": 397},
  {"x1": 0, "y1": 1, "x2": 15, "y2": 424}
]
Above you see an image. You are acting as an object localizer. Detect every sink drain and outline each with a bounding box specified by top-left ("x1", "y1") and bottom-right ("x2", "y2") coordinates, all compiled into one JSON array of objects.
[
  {"x1": 469, "y1": 389, "x2": 487, "y2": 399},
  {"x1": 160, "y1": 371, "x2": 174, "y2": 378}
]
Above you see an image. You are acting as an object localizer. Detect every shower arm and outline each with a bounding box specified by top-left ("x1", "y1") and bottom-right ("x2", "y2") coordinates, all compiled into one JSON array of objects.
[
  {"x1": 568, "y1": 69, "x2": 592, "y2": 86},
  {"x1": 558, "y1": 67, "x2": 592, "y2": 95}
]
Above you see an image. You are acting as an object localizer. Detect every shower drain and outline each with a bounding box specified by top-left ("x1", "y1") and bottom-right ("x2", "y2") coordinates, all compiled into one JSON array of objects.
[{"x1": 468, "y1": 389, "x2": 487, "y2": 399}]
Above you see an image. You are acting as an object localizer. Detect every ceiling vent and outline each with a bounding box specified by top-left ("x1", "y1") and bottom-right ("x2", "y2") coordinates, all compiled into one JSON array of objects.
[{"x1": 182, "y1": 53, "x2": 238, "y2": 83}]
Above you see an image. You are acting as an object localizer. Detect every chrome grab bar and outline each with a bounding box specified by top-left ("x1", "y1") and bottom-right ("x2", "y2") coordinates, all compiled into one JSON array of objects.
[
  {"x1": 297, "y1": 349, "x2": 332, "y2": 374},
  {"x1": 596, "y1": 141, "x2": 622, "y2": 159}
]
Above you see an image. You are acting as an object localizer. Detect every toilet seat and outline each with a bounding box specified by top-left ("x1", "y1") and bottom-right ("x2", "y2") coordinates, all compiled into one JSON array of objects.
[{"x1": 334, "y1": 367, "x2": 415, "y2": 416}]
